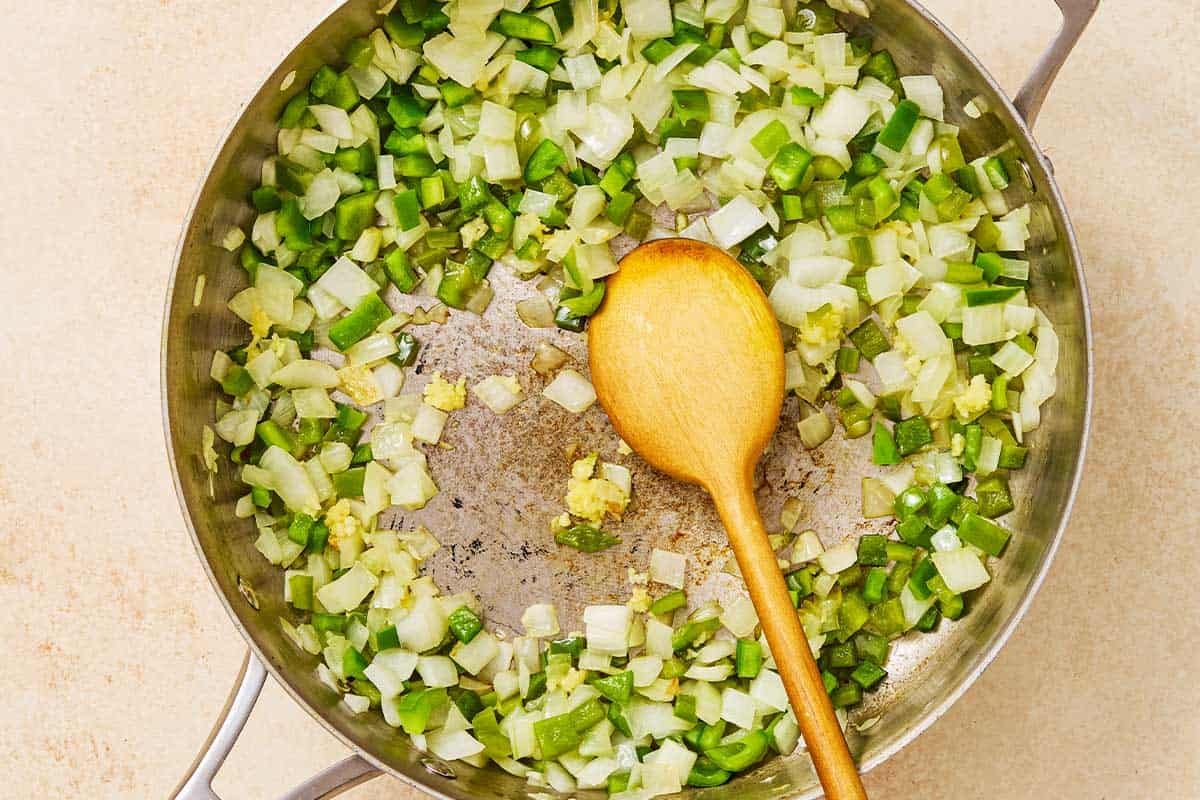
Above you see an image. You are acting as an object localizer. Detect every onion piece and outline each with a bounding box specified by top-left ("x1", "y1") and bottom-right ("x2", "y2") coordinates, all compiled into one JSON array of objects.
[{"x1": 542, "y1": 369, "x2": 596, "y2": 413}]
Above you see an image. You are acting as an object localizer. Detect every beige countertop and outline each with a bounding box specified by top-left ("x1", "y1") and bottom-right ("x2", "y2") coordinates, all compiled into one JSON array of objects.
[{"x1": 1, "y1": 0, "x2": 1196, "y2": 797}]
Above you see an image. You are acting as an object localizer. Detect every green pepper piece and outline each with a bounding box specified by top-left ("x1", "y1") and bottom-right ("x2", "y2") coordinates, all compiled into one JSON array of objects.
[
  {"x1": 396, "y1": 687, "x2": 448, "y2": 735},
  {"x1": 384, "y1": 250, "x2": 421, "y2": 294},
  {"x1": 957, "y1": 512, "x2": 1011, "y2": 556},
  {"x1": 342, "y1": 646, "x2": 368, "y2": 679},
  {"x1": 686, "y1": 757, "x2": 732, "y2": 787},
  {"x1": 438, "y1": 80, "x2": 475, "y2": 108},
  {"x1": 893, "y1": 486, "x2": 927, "y2": 521},
  {"x1": 704, "y1": 730, "x2": 769, "y2": 772},
  {"x1": 907, "y1": 555, "x2": 939, "y2": 600},
  {"x1": 861, "y1": 566, "x2": 888, "y2": 604},
  {"x1": 288, "y1": 513, "x2": 315, "y2": 547},
  {"x1": 331, "y1": 466, "x2": 366, "y2": 498},
  {"x1": 491, "y1": 9, "x2": 557, "y2": 42},
  {"x1": 329, "y1": 294, "x2": 391, "y2": 351},
  {"x1": 334, "y1": 192, "x2": 380, "y2": 241},
  {"x1": 894, "y1": 416, "x2": 933, "y2": 456},
  {"x1": 975, "y1": 476, "x2": 1015, "y2": 518},
  {"x1": 673, "y1": 693, "x2": 698, "y2": 722},
  {"x1": 998, "y1": 443, "x2": 1027, "y2": 470},
  {"x1": 448, "y1": 606, "x2": 483, "y2": 643},
  {"x1": 750, "y1": 119, "x2": 790, "y2": 159},
  {"x1": 925, "y1": 483, "x2": 961, "y2": 528},
  {"x1": 649, "y1": 589, "x2": 687, "y2": 616},
  {"x1": 850, "y1": 660, "x2": 887, "y2": 690},
  {"x1": 471, "y1": 707, "x2": 512, "y2": 758},
  {"x1": 390, "y1": 331, "x2": 420, "y2": 367},
  {"x1": 558, "y1": 281, "x2": 605, "y2": 318},
  {"x1": 671, "y1": 89, "x2": 710, "y2": 124},
  {"x1": 554, "y1": 524, "x2": 620, "y2": 553},
  {"x1": 523, "y1": 139, "x2": 567, "y2": 183},
  {"x1": 838, "y1": 590, "x2": 870, "y2": 642},
  {"x1": 373, "y1": 624, "x2": 401, "y2": 651},
  {"x1": 672, "y1": 617, "x2": 721, "y2": 652},
  {"x1": 735, "y1": 639, "x2": 763, "y2": 679},
  {"x1": 515, "y1": 45, "x2": 562, "y2": 72},
  {"x1": 436, "y1": 261, "x2": 478, "y2": 310},
  {"x1": 877, "y1": 100, "x2": 921, "y2": 151},
  {"x1": 862, "y1": 49, "x2": 898, "y2": 86},
  {"x1": 983, "y1": 156, "x2": 1010, "y2": 190},
  {"x1": 220, "y1": 364, "x2": 255, "y2": 397},
  {"x1": 856, "y1": 534, "x2": 889, "y2": 567},
  {"x1": 305, "y1": 521, "x2": 329, "y2": 553},
  {"x1": 592, "y1": 670, "x2": 634, "y2": 704},
  {"x1": 768, "y1": 142, "x2": 813, "y2": 191},
  {"x1": 327, "y1": 73, "x2": 360, "y2": 110},
  {"x1": 256, "y1": 420, "x2": 297, "y2": 455},
  {"x1": 279, "y1": 92, "x2": 314, "y2": 129},
  {"x1": 871, "y1": 423, "x2": 900, "y2": 465},
  {"x1": 848, "y1": 319, "x2": 891, "y2": 360},
  {"x1": 288, "y1": 574, "x2": 313, "y2": 610}
]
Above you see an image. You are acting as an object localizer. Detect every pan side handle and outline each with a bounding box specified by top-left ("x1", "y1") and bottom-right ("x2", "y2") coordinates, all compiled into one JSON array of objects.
[
  {"x1": 1012, "y1": 0, "x2": 1100, "y2": 125},
  {"x1": 171, "y1": 651, "x2": 381, "y2": 800}
]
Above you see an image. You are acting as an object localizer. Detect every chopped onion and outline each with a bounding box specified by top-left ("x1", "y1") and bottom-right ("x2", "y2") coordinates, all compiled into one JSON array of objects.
[
  {"x1": 817, "y1": 542, "x2": 857, "y2": 574},
  {"x1": 472, "y1": 375, "x2": 525, "y2": 414},
  {"x1": 620, "y1": 0, "x2": 673, "y2": 37},
  {"x1": 530, "y1": 341, "x2": 570, "y2": 375},
  {"x1": 861, "y1": 477, "x2": 896, "y2": 518},
  {"x1": 516, "y1": 295, "x2": 555, "y2": 328},
  {"x1": 583, "y1": 604, "x2": 631, "y2": 654},
  {"x1": 316, "y1": 257, "x2": 379, "y2": 308},
  {"x1": 542, "y1": 369, "x2": 596, "y2": 413},
  {"x1": 648, "y1": 549, "x2": 686, "y2": 588},
  {"x1": 990, "y1": 341, "x2": 1035, "y2": 376},
  {"x1": 707, "y1": 195, "x2": 768, "y2": 248},
  {"x1": 521, "y1": 603, "x2": 560, "y2": 638},
  {"x1": 931, "y1": 548, "x2": 991, "y2": 593},
  {"x1": 797, "y1": 410, "x2": 833, "y2": 449},
  {"x1": 316, "y1": 562, "x2": 378, "y2": 614}
]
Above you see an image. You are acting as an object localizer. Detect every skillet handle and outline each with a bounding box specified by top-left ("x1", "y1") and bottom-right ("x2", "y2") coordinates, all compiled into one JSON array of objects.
[
  {"x1": 1012, "y1": 0, "x2": 1099, "y2": 125},
  {"x1": 171, "y1": 651, "x2": 381, "y2": 800}
]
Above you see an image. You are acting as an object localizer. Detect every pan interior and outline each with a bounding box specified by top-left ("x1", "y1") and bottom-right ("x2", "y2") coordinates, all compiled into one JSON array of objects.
[{"x1": 163, "y1": 2, "x2": 1089, "y2": 797}]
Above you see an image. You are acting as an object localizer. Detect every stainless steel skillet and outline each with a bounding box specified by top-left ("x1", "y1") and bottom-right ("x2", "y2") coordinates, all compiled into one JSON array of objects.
[{"x1": 163, "y1": 1, "x2": 1096, "y2": 796}]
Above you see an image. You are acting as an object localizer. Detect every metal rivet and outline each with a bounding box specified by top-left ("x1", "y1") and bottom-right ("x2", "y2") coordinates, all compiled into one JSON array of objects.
[
  {"x1": 1019, "y1": 158, "x2": 1037, "y2": 188},
  {"x1": 237, "y1": 575, "x2": 260, "y2": 610}
]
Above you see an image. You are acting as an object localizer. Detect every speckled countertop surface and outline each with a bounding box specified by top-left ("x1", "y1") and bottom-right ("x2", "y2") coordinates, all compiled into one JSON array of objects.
[{"x1": 1, "y1": 1, "x2": 1197, "y2": 797}]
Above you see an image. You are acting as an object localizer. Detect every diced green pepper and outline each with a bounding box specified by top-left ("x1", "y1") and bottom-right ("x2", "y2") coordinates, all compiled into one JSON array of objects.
[
  {"x1": 396, "y1": 687, "x2": 448, "y2": 735},
  {"x1": 850, "y1": 660, "x2": 887, "y2": 690},
  {"x1": 704, "y1": 729, "x2": 769, "y2": 773},
  {"x1": 877, "y1": 100, "x2": 921, "y2": 151},
  {"x1": 524, "y1": 139, "x2": 567, "y2": 183},
  {"x1": 288, "y1": 574, "x2": 313, "y2": 610},
  {"x1": 857, "y1": 534, "x2": 889, "y2": 566},
  {"x1": 329, "y1": 294, "x2": 391, "y2": 350},
  {"x1": 872, "y1": 423, "x2": 900, "y2": 465},
  {"x1": 554, "y1": 524, "x2": 619, "y2": 553},
  {"x1": 894, "y1": 416, "x2": 933, "y2": 456},
  {"x1": 592, "y1": 670, "x2": 633, "y2": 704},
  {"x1": 849, "y1": 319, "x2": 891, "y2": 360},
  {"x1": 649, "y1": 589, "x2": 687, "y2": 616},
  {"x1": 957, "y1": 513, "x2": 1011, "y2": 556},
  {"x1": 334, "y1": 192, "x2": 380, "y2": 241},
  {"x1": 491, "y1": 10, "x2": 557, "y2": 43},
  {"x1": 735, "y1": 639, "x2": 762, "y2": 679}
]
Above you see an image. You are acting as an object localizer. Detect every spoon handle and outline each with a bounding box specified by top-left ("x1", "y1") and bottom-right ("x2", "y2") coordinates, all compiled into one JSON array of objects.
[{"x1": 713, "y1": 477, "x2": 868, "y2": 800}]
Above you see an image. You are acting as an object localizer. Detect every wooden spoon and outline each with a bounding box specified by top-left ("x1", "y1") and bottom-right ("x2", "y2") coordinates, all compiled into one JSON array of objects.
[{"x1": 589, "y1": 238, "x2": 866, "y2": 800}]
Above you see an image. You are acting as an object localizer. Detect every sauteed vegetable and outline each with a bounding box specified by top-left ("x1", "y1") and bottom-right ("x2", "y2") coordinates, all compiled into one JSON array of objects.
[{"x1": 201, "y1": 0, "x2": 1058, "y2": 794}]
